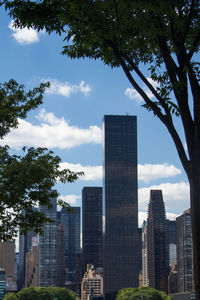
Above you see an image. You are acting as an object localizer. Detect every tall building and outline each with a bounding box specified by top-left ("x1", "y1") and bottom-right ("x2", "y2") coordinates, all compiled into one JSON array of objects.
[
  {"x1": 82, "y1": 187, "x2": 103, "y2": 273},
  {"x1": 38, "y1": 195, "x2": 57, "y2": 286},
  {"x1": 75, "y1": 252, "x2": 83, "y2": 298},
  {"x1": 176, "y1": 209, "x2": 194, "y2": 293},
  {"x1": 0, "y1": 241, "x2": 15, "y2": 280},
  {"x1": 147, "y1": 190, "x2": 169, "y2": 293},
  {"x1": 166, "y1": 219, "x2": 177, "y2": 267},
  {"x1": 14, "y1": 252, "x2": 19, "y2": 283},
  {"x1": 56, "y1": 224, "x2": 65, "y2": 287},
  {"x1": 25, "y1": 237, "x2": 38, "y2": 287},
  {"x1": 142, "y1": 220, "x2": 148, "y2": 287},
  {"x1": 168, "y1": 262, "x2": 178, "y2": 294},
  {"x1": 103, "y1": 115, "x2": 141, "y2": 296},
  {"x1": 81, "y1": 265, "x2": 103, "y2": 300},
  {"x1": 60, "y1": 207, "x2": 81, "y2": 286},
  {"x1": 18, "y1": 209, "x2": 37, "y2": 290}
]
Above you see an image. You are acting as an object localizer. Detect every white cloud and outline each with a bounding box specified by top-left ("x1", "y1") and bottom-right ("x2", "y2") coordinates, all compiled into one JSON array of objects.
[
  {"x1": 44, "y1": 78, "x2": 91, "y2": 97},
  {"x1": 9, "y1": 20, "x2": 40, "y2": 45},
  {"x1": 59, "y1": 162, "x2": 180, "y2": 183},
  {"x1": 138, "y1": 163, "x2": 181, "y2": 183},
  {"x1": 125, "y1": 77, "x2": 158, "y2": 103},
  {"x1": 60, "y1": 162, "x2": 102, "y2": 181},
  {"x1": 138, "y1": 181, "x2": 189, "y2": 214},
  {"x1": 138, "y1": 211, "x2": 148, "y2": 227},
  {"x1": 59, "y1": 194, "x2": 81, "y2": 205},
  {"x1": 0, "y1": 109, "x2": 102, "y2": 149}
]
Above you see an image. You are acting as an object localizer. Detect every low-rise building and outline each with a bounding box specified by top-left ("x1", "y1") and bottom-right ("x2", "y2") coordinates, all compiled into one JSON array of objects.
[{"x1": 81, "y1": 265, "x2": 103, "y2": 300}]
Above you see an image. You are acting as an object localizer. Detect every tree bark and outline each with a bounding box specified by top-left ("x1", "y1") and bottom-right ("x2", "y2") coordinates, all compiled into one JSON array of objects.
[{"x1": 189, "y1": 161, "x2": 200, "y2": 299}]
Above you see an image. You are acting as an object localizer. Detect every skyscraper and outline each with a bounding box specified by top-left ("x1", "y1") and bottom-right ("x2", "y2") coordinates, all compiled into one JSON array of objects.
[
  {"x1": 103, "y1": 115, "x2": 140, "y2": 296},
  {"x1": 0, "y1": 241, "x2": 15, "y2": 280},
  {"x1": 60, "y1": 207, "x2": 81, "y2": 286},
  {"x1": 147, "y1": 190, "x2": 169, "y2": 293},
  {"x1": 56, "y1": 224, "x2": 65, "y2": 287},
  {"x1": 25, "y1": 237, "x2": 38, "y2": 287},
  {"x1": 38, "y1": 195, "x2": 57, "y2": 286},
  {"x1": 18, "y1": 210, "x2": 37, "y2": 290},
  {"x1": 82, "y1": 187, "x2": 103, "y2": 273},
  {"x1": 166, "y1": 219, "x2": 177, "y2": 267},
  {"x1": 142, "y1": 220, "x2": 148, "y2": 287},
  {"x1": 176, "y1": 209, "x2": 194, "y2": 292}
]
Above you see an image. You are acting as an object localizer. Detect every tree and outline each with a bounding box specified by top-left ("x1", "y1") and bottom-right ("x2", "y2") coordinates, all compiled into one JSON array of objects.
[
  {"x1": 116, "y1": 287, "x2": 171, "y2": 300},
  {"x1": 3, "y1": 293, "x2": 18, "y2": 300},
  {"x1": 2, "y1": 0, "x2": 200, "y2": 296},
  {"x1": 37, "y1": 286, "x2": 77, "y2": 300},
  {"x1": 7, "y1": 286, "x2": 78, "y2": 300},
  {"x1": 0, "y1": 79, "x2": 82, "y2": 240},
  {"x1": 16, "y1": 287, "x2": 40, "y2": 300}
]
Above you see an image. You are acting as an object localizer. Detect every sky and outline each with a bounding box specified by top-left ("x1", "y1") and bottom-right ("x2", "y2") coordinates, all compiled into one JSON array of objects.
[{"x1": 1, "y1": 10, "x2": 191, "y2": 228}]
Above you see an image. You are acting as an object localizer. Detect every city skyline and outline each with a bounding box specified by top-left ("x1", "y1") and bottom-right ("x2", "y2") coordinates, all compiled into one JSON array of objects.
[{"x1": 1, "y1": 11, "x2": 191, "y2": 229}]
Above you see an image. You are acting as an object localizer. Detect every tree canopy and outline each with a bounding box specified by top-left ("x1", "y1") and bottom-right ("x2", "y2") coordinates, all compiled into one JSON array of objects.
[
  {"x1": 115, "y1": 287, "x2": 171, "y2": 300},
  {"x1": 3, "y1": 286, "x2": 78, "y2": 300}
]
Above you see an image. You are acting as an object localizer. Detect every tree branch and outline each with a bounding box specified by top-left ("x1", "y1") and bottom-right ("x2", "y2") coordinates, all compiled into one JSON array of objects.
[
  {"x1": 123, "y1": 54, "x2": 173, "y2": 120},
  {"x1": 115, "y1": 52, "x2": 191, "y2": 176}
]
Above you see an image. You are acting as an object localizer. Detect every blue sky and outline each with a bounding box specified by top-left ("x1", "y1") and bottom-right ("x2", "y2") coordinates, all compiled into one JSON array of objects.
[{"x1": 1, "y1": 10, "x2": 190, "y2": 227}]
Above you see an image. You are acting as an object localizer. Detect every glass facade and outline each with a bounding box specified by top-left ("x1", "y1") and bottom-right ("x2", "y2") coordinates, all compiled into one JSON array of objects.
[
  {"x1": 147, "y1": 190, "x2": 169, "y2": 293},
  {"x1": 82, "y1": 187, "x2": 103, "y2": 273},
  {"x1": 0, "y1": 269, "x2": 5, "y2": 300},
  {"x1": 38, "y1": 196, "x2": 57, "y2": 286},
  {"x1": 60, "y1": 207, "x2": 80, "y2": 285},
  {"x1": 176, "y1": 209, "x2": 194, "y2": 292},
  {"x1": 103, "y1": 115, "x2": 140, "y2": 296}
]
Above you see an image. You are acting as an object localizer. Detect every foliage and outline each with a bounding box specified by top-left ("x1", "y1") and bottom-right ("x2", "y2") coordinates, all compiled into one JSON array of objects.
[
  {"x1": 16, "y1": 287, "x2": 40, "y2": 300},
  {"x1": 0, "y1": 145, "x2": 82, "y2": 240},
  {"x1": 0, "y1": 78, "x2": 83, "y2": 240},
  {"x1": 0, "y1": 79, "x2": 49, "y2": 138},
  {"x1": 3, "y1": 293, "x2": 18, "y2": 300},
  {"x1": 116, "y1": 287, "x2": 171, "y2": 300},
  {"x1": 4, "y1": 287, "x2": 78, "y2": 300}
]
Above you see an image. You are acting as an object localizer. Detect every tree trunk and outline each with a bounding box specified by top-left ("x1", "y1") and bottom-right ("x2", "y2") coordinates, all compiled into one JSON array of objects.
[{"x1": 189, "y1": 163, "x2": 200, "y2": 300}]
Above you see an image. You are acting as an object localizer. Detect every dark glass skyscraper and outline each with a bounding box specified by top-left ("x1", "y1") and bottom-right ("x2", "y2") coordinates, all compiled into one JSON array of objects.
[
  {"x1": 82, "y1": 187, "x2": 103, "y2": 273},
  {"x1": 56, "y1": 224, "x2": 65, "y2": 287},
  {"x1": 176, "y1": 209, "x2": 194, "y2": 292},
  {"x1": 103, "y1": 115, "x2": 140, "y2": 296},
  {"x1": 147, "y1": 190, "x2": 169, "y2": 293},
  {"x1": 38, "y1": 196, "x2": 57, "y2": 286},
  {"x1": 60, "y1": 207, "x2": 80, "y2": 285}
]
